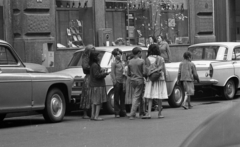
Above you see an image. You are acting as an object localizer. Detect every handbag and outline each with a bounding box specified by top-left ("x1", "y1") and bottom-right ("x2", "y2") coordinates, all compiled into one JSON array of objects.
[{"x1": 148, "y1": 56, "x2": 162, "y2": 82}]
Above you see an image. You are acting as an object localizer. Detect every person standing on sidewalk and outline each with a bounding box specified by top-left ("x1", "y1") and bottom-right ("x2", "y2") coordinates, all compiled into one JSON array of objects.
[
  {"x1": 89, "y1": 51, "x2": 109, "y2": 121},
  {"x1": 143, "y1": 44, "x2": 168, "y2": 119},
  {"x1": 80, "y1": 44, "x2": 95, "y2": 119},
  {"x1": 177, "y1": 51, "x2": 200, "y2": 109},
  {"x1": 157, "y1": 35, "x2": 171, "y2": 63},
  {"x1": 128, "y1": 47, "x2": 146, "y2": 120},
  {"x1": 111, "y1": 48, "x2": 127, "y2": 118}
]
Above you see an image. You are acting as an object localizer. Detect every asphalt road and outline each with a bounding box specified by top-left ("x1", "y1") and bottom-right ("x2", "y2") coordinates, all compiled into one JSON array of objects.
[{"x1": 1, "y1": 96, "x2": 240, "y2": 147}]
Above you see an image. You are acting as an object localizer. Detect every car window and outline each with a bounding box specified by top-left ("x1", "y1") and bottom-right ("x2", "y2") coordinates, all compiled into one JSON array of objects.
[
  {"x1": 108, "y1": 50, "x2": 147, "y2": 67},
  {"x1": 0, "y1": 46, "x2": 17, "y2": 65},
  {"x1": 233, "y1": 47, "x2": 240, "y2": 60},
  {"x1": 189, "y1": 46, "x2": 220, "y2": 60},
  {"x1": 68, "y1": 51, "x2": 105, "y2": 67}
]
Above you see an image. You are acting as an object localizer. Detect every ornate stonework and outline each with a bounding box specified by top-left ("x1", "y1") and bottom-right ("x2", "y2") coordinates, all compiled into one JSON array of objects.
[
  {"x1": 196, "y1": 0, "x2": 213, "y2": 13},
  {"x1": 26, "y1": 0, "x2": 50, "y2": 9},
  {"x1": 196, "y1": 17, "x2": 213, "y2": 34},
  {"x1": 13, "y1": 14, "x2": 22, "y2": 35},
  {"x1": 26, "y1": 14, "x2": 51, "y2": 33}
]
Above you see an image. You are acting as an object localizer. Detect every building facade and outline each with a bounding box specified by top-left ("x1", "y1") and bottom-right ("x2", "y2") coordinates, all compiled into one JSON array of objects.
[{"x1": 0, "y1": 0, "x2": 237, "y2": 72}]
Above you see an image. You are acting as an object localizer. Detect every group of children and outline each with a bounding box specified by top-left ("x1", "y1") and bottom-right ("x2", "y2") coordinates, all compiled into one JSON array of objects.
[{"x1": 81, "y1": 44, "x2": 199, "y2": 121}]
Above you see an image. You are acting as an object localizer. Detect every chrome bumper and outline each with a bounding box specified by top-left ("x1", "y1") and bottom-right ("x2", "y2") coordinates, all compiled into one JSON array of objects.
[{"x1": 195, "y1": 77, "x2": 218, "y2": 86}]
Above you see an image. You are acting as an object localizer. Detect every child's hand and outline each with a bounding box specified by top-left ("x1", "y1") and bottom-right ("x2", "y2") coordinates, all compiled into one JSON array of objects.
[{"x1": 197, "y1": 79, "x2": 200, "y2": 83}]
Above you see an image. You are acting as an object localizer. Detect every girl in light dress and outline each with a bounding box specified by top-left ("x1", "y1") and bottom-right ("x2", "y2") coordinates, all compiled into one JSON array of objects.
[{"x1": 143, "y1": 44, "x2": 168, "y2": 119}]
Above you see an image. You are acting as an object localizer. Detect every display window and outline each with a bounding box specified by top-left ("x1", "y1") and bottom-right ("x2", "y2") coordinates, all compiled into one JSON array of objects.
[
  {"x1": 55, "y1": 0, "x2": 94, "y2": 49},
  {"x1": 105, "y1": 0, "x2": 189, "y2": 46}
]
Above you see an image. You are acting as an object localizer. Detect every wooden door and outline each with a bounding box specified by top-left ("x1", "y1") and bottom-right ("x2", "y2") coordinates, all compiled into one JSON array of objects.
[{"x1": 105, "y1": 11, "x2": 126, "y2": 43}]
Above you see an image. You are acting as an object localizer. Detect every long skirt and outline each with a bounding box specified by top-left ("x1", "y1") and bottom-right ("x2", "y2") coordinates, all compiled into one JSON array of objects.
[
  {"x1": 79, "y1": 74, "x2": 91, "y2": 109},
  {"x1": 144, "y1": 79, "x2": 168, "y2": 99},
  {"x1": 125, "y1": 76, "x2": 133, "y2": 104},
  {"x1": 89, "y1": 86, "x2": 107, "y2": 105}
]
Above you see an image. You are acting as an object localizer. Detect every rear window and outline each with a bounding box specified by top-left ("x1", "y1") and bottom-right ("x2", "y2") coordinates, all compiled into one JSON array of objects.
[
  {"x1": 188, "y1": 46, "x2": 224, "y2": 60},
  {"x1": 68, "y1": 51, "x2": 105, "y2": 67}
]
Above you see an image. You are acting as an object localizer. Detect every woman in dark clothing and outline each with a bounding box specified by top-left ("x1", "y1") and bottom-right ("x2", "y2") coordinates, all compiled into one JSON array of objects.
[
  {"x1": 89, "y1": 51, "x2": 109, "y2": 121},
  {"x1": 80, "y1": 44, "x2": 95, "y2": 119}
]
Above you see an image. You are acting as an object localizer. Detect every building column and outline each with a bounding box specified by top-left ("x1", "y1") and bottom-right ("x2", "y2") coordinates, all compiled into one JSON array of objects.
[{"x1": 93, "y1": 0, "x2": 105, "y2": 46}]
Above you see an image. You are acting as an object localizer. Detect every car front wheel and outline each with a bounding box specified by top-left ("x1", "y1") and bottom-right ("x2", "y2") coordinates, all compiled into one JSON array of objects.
[
  {"x1": 43, "y1": 88, "x2": 66, "y2": 123},
  {"x1": 222, "y1": 79, "x2": 236, "y2": 100},
  {"x1": 168, "y1": 84, "x2": 184, "y2": 107}
]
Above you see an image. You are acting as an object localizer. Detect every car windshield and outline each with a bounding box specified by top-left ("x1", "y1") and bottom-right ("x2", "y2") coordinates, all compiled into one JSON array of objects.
[
  {"x1": 188, "y1": 46, "x2": 226, "y2": 60},
  {"x1": 68, "y1": 51, "x2": 105, "y2": 67}
]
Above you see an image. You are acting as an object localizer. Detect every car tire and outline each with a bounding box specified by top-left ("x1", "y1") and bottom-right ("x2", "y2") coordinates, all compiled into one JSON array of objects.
[
  {"x1": 0, "y1": 113, "x2": 6, "y2": 122},
  {"x1": 222, "y1": 79, "x2": 236, "y2": 100},
  {"x1": 104, "y1": 89, "x2": 115, "y2": 114},
  {"x1": 43, "y1": 88, "x2": 66, "y2": 123},
  {"x1": 168, "y1": 84, "x2": 184, "y2": 107}
]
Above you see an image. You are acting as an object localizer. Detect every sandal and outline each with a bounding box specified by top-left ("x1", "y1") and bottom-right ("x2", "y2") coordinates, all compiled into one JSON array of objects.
[
  {"x1": 158, "y1": 114, "x2": 164, "y2": 118},
  {"x1": 142, "y1": 115, "x2": 151, "y2": 119},
  {"x1": 158, "y1": 107, "x2": 164, "y2": 118},
  {"x1": 182, "y1": 105, "x2": 188, "y2": 110},
  {"x1": 82, "y1": 115, "x2": 90, "y2": 119},
  {"x1": 94, "y1": 117, "x2": 104, "y2": 121}
]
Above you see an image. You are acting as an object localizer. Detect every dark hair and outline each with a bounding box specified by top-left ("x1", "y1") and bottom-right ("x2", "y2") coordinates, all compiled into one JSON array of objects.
[
  {"x1": 112, "y1": 48, "x2": 123, "y2": 57},
  {"x1": 149, "y1": 35, "x2": 157, "y2": 43},
  {"x1": 132, "y1": 47, "x2": 142, "y2": 55},
  {"x1": 147, "y1": 44, "x2": 160, "y2": 56},
  {"x1": 157, "y1": 35, "x2": 170, "y2": 44},
  {"x1": 183, "y1": 51, "x2": 192, "y2": 60},
  {"x1": 115, "y1": 38, "x2": 125, "y2": 45},
  {"x1": 89, "y1": 51, "x2": 99, "y2": 65}
]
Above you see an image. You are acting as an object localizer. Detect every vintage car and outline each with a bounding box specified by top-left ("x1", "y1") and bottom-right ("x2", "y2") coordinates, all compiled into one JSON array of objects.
[
  {"x1": 56, "y1": 46, "x2": 209, "y2": 113},
  {"x1": 59, "y1": 42, "x2": 240, "y2": 113},
  {"x1": 0, "y1": 40, "x2": 74, "y2": 123},
  {"x1": 187, "y1": 42, "x2": 240, "y2": 100}
]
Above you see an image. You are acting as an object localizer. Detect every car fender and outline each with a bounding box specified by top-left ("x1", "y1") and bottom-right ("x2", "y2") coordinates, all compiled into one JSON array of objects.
[
  {"x1": 222, "y1": 76, "x2": 239, "y2": 88},
  {"x1": 211, "y1": 62, "x2": 235, "y2": 86}
]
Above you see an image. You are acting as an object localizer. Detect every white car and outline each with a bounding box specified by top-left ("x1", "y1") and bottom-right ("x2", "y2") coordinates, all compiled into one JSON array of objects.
[{"x1": 56, "y1": 45, "x2": 219, "y2": 113}]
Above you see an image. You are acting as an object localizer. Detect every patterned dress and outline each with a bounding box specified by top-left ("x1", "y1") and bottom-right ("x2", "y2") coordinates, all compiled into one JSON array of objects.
[
  {"x1": 89, "y1": 62, "x2": 107, "y2": 105},
  {"x1": 79, "y1": 74, "x2": 91, "y2": 109}
]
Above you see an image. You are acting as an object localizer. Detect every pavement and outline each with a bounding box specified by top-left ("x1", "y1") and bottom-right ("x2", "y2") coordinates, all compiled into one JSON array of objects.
[{"x1": 0, "y1": 96, "x2": 239, "y2": 147}]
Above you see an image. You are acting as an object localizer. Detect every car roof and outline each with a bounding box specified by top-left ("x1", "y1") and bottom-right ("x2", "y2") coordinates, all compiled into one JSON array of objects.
[
  {"x1": 189, "y1": 42, "x2": 240, "y2": 48},
  {"x1": 74, "y1": 46, "x2": 148, "y2": 54},
  {"x1": 0, "y1": 39, "x2": 8, "y2": 44}
]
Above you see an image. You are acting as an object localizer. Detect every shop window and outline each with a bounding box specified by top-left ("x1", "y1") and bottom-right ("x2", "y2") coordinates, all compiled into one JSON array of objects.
[
  {"x1": 106, "y1": 0, "x2": 189, "y2": 46},
  {"x1": 55, "y1": 0, "x2": 94, "y2": 49},
  {"x1": 153, "y1": 0, "x2": 189, "y2": 45}
]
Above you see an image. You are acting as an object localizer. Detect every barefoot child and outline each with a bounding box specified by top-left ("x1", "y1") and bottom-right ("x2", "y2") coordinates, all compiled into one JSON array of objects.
[{"x1": 177, "y1": 51, "x2": 200, "y2": 109}]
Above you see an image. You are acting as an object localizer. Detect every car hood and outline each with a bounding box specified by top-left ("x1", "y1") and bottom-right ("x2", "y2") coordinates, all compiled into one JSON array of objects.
[
  {"x1": 24, "y1": 62, "x2": 48, "y2": 73},
  {"x1": 54, "y1": 67, "x2": 84, "y2": 78}
]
